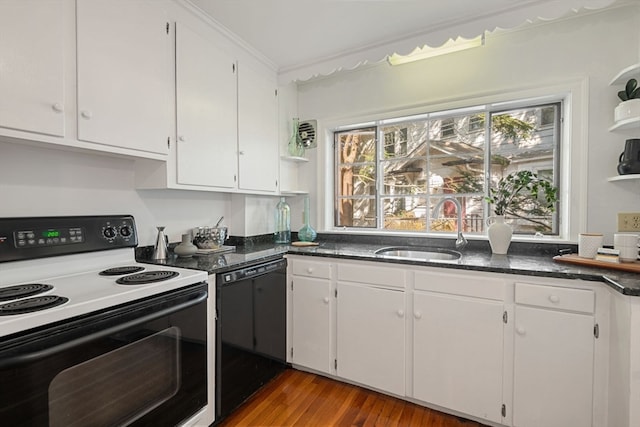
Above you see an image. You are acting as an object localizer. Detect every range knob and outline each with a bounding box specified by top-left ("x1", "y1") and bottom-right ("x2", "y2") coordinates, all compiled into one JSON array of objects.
[
  {"x1": 119, "y1": 225, "x2": 132, "y2": 238},
  {"x1": 103, "y1": 226, "x2": 117, "y2": 239}
]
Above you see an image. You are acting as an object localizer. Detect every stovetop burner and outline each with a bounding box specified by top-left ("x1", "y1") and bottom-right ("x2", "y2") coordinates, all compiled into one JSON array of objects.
[
  {"x1": 0, "y1": 295, "x2": 69, "y2": 316},
  {"x1": 99, "y1": 266, "x2": 146, "y2": 276},
  {"x1": 116, "y1": 271, "x2": 180, "y2": 285},
  {"x1": 0, "y1": 284, "x2": 53, "y2": 302}
]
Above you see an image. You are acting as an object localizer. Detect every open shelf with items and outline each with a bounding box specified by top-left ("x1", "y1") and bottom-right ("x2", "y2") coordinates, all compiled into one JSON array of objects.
[{"x1": 608, "y1": 64, "x2": 640, "y2": 182}]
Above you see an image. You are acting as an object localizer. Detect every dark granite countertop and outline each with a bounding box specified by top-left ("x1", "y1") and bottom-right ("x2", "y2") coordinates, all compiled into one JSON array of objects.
[{"x1": 138, "y1": 237, "x2": 640, "y2": 296}]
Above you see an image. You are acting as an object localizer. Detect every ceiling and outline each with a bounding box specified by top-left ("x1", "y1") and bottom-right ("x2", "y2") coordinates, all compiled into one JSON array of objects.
[{"x1": 189, "y1": 0, "x2": 621, "y2": 81}]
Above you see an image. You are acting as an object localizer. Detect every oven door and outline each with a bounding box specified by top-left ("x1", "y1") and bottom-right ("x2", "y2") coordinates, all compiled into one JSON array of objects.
[{"x1": 0, "y1": 283, "x2": 208, "y2": 427}]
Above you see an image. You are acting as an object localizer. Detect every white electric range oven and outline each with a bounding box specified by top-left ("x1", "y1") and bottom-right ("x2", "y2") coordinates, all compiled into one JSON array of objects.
[{"x1": 0, "y1": 215, "x2": 214, "y2": 427}]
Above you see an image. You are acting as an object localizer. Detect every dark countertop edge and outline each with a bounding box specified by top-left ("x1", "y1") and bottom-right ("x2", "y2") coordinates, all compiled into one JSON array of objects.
[
  {"x1": 138, "y1": 244, "x2": 640, "y2": 296},
  {"x1": 285, "y1": 251, "x2": 640, "y2": 296}
]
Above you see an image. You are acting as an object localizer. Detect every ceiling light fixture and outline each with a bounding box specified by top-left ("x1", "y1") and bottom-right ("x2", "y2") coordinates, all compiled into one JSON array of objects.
[{"x1": 387, "y1": 34, "x2": 485, "y2": 66}]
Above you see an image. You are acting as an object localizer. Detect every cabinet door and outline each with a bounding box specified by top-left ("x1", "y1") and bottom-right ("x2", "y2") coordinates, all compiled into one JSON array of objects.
[
  {"x1": 336, "y1": 282, "x2": 405, "y2": 396},
  {"x1": 0, "y1": 0, "x2": 65, "y2": 137},
  {"x1": 291, "y1": 276, "x2": 332, "y2": 374},
  {"x1": 237, "y1": 63, "x2": 278, "y2": 192},
  {"x1": 77, "y1": 0, "x2": 170, "y2": 155},
  {"x1": 513, "y1": 306, "x2": 594, "y2": 427},
  {"x1": 175, "y1": 23, "x2": 238, "y2": 188},
  {"x1": 413, "y1": 291, "x2": 504, "y2": 424}
]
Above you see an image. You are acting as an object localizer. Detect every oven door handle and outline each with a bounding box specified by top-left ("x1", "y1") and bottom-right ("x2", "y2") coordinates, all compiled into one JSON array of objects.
[{"x1": 0, "y1": 290, "x2": 207, "y2": 369}]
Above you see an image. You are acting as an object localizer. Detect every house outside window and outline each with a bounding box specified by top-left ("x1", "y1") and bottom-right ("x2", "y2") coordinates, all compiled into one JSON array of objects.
[{"x1": 334, "y1": 101, "x2": 561, "y2": 235}]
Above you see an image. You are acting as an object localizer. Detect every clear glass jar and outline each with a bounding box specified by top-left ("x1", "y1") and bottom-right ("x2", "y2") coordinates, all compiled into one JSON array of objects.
[{"x1": 274, "y1": 197, "x2": 291, "y2": 244}]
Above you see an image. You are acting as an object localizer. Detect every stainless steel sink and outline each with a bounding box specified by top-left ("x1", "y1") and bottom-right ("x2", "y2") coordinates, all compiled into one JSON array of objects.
[{"x1": 374, "y1": 246, "x2": 461, "y2": 262}]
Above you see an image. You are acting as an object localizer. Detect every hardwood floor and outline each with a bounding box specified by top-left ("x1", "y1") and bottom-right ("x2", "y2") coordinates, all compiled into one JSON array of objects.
[{"x1": 218, "y1": 368, "x2": 487, "y2": 427}]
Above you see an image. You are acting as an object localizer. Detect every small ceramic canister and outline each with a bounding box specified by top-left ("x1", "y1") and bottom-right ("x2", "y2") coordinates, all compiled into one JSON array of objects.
[
  {"x1": 578, "y1": 233, "x2": 603, "y2": 259},
  {"x1": 614, "y1": 233, "x2": 639, "y2": 262}
]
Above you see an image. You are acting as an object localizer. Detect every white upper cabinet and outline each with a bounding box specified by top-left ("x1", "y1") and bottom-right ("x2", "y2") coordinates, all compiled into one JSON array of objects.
[
  {"x1": 237, "y1": 62, "x2": 279, "y2": 193},
  {"x1": 76, "y1": 0, "x2": 171, "y2": 155},
  {"x1": 0, "y1": 0, "x2": 65, "y2": 137},
  {"x1": 175, "y1": 22, "x2": 238, "y2": 188}
]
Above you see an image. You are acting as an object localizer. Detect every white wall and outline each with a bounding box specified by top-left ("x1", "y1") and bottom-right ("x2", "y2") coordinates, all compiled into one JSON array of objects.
[
  {"x1": 0, "y1": 141, "x2": 232, "y2": 246},
  {"x1": 297, "y1": 5, "x2": 640, "y2": 243}
]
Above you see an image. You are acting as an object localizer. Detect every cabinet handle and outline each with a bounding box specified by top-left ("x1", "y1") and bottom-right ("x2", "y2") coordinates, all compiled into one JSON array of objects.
[
  {"x1": 306, "y1": 267, "x2": 313, "y2": 274},
  {"x1": 548, "y1": 295, "x2": 560, "y2": 303},
  {"x1": 516, "y1": 326, "x2": 526, "y2": 335},
  {"x1": 52, "y1": 103, "x2": 64, "y2": 113},
  {"x1": 178, "y1": 135, "x2": 186, "y2": 142},
  {"x1": 323, "y1": 297, "x2": 330, "y2": 304},
  {"x1": 239, "y1": 150, "x2": 245, "y2": 155},
  {"x1": 414, "y1": 311, "x2": 422, "y2": 319},
  {"x1": 80, "y1": 110, "x2": 92, "y2": 119},
  {"x1": 396, "y1": 309, "x2": 405, "y2": 318}
]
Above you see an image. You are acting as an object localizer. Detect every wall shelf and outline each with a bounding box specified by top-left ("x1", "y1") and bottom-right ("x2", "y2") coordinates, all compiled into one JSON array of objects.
[
  {"x1": 609, "y1": 63, "x2": 640, "y2": 85},
  {"x1": 280, "y1": 190, "x2": 309, "y2": 195},
  {"x1": 609, "y1": 116, "x2": 640, "y2": 133},
  {"x1": 281, "y1": 155, "x2": 309, "y2": 163},
  {"x1": 607, "y1": 174, "x2": 640, "y2": 182}
]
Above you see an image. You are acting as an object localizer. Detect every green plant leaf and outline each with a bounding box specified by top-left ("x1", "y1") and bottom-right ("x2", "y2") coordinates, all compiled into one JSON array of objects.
[{"x1": 619, "y1": 90, "x2": 629, "y2": 101}]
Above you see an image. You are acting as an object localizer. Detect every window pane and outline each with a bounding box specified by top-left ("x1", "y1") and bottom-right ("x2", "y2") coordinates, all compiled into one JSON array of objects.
[
  {"x1": 383, "y1": 197, "x2": 426, "y2": 231},
  {"x1": 429, "y1": 196, "x2": 485, "y2": 234},
  {"x1": 489, "y1": 103, "x2": 559, "y2": 234},
  {"x1": 338, "y1": 164, "x2": 376, "y2": 197},
  {"x1": 381, "y1": 122, "x2": 427, "y2": 160},
  {"x1": 382, "y1": 158, "x2": 427, "y2": 195},
  {"x1": 336, "y1": 197, "x2": 376, "y2": 227},
  {"x1": 336, "y1": 128, "x2": 376, "y2": 163}
]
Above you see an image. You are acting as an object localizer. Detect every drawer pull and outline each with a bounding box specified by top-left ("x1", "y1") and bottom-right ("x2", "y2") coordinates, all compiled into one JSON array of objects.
[
  {"x1": 396, "y1": 309, "x2": 405, "y2": 318},
  {"x1": 306, "y1": 267, "x2": 314, "y2": 274},
  {"x1": 548, "y1": 295, "x2": 560, "y2": 303},
  {"x1": 516, "y1": 326, "x2": 526, "y2": 336},
  {"x1": 323, "y1": 297, "x2": 330, "y2": 304},
  {"x1": 414, "y1": 311, "x2": 422, "y2": 319}
]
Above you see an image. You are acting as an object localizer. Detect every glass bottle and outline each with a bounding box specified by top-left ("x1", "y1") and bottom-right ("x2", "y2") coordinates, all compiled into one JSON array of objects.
[
  {"x1": 298, "y1": 196, "x2": 317, "y2": 242},
  {"x1": 274, "y1": 197, "x2": 291, "y2": 244},
  {"x1": 287, "y1": 117, "x2": 305, "y2": 157}
]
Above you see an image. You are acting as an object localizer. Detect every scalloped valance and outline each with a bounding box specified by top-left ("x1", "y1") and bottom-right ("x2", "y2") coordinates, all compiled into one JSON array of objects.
[{"x1": 278, "y1": 0, "x2": 625, "y2": 84}]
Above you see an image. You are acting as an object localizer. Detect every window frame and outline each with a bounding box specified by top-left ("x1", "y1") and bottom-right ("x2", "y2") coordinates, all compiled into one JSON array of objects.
[
  {"x1": 320, "y1": 80, "x2": 587, "y2": 243},
  {"x1": 331, "y1": 96, "x2": 566, "y2": 239}
]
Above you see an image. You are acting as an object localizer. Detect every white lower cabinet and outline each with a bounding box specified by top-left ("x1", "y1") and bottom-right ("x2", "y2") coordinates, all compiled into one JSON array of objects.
[
  {"x1": 512, "y1": 283, "x2": 595, "y2": 427},
  {"x1": 286, "y1": 256, "x2": 606, "y2": 427},
  {"x1": 336, "y1": 282, "x2": 405, "y2": 396},
  {"x1": 289, "y1": 259, "x2": 333, "y2": 374},
  {"x1": 413, "y1": 291, "x2": 504, "y2": 424}
]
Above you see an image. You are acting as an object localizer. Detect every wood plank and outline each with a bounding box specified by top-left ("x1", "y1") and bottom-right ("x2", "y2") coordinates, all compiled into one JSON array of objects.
[
  {"x1": 553, "y1": 253, "x2": 640, "y2": 273},
  {"x1": 218, "y1": 368, "x2": 487, "y2": 426}
]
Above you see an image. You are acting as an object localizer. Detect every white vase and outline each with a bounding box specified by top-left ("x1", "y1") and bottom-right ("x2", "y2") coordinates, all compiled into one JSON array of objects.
[
  {"x1": 486, "y1": 216, "x2": 513, "y2": 255},
  {"x1": 174, "y1": 233, "x2": 197, "y2": 258}
]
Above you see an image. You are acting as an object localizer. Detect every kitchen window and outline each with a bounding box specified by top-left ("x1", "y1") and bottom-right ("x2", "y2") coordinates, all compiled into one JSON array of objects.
[{"x1": 334, "y1": 100, "x2": 561, "y2": 235}]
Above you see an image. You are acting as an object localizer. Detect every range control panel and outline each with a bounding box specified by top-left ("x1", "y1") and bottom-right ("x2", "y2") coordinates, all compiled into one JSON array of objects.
[{"x1": 0, "y1": 215, "x2": 137, "y2": 263}]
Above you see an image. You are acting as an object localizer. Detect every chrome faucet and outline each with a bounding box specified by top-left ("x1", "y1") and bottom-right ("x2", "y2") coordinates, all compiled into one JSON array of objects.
[{"x1": 432, "y1": 197, "x2": 468, "y2": 251}]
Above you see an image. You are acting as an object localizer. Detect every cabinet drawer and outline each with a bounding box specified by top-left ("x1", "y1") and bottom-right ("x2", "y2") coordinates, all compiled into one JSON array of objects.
[
  {"x1": 337, "y1": 263, "x2": 405, "y2": 289},
  {"x1": 291, "y1": 258, "x2": 332, "y2": 279},
  {"x1": 515, "y1": 282, "x2": 594, "y2": 314},
  {"x1": 414, "y1": 270, "x2": 505, "y2": 301}
]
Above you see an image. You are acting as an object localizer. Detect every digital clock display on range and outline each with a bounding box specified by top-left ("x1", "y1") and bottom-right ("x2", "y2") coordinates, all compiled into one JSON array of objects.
[{"x1": 43, "y1": 230, "x2": 60, "y2": 238}]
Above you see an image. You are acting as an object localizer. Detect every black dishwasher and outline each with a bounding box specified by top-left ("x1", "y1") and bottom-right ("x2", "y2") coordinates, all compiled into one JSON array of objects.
[{"x1": 215, "y1": 258, "x2": 287, "y2": 423}]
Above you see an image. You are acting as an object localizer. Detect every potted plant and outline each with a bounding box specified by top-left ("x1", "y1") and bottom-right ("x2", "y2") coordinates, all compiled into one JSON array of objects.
[
  {"x1": 615, "y1": 78, "x2": 640, "y2": 123},
  {"x1": 485, "y1": 170, "x2": 559, "y2": 254}
]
